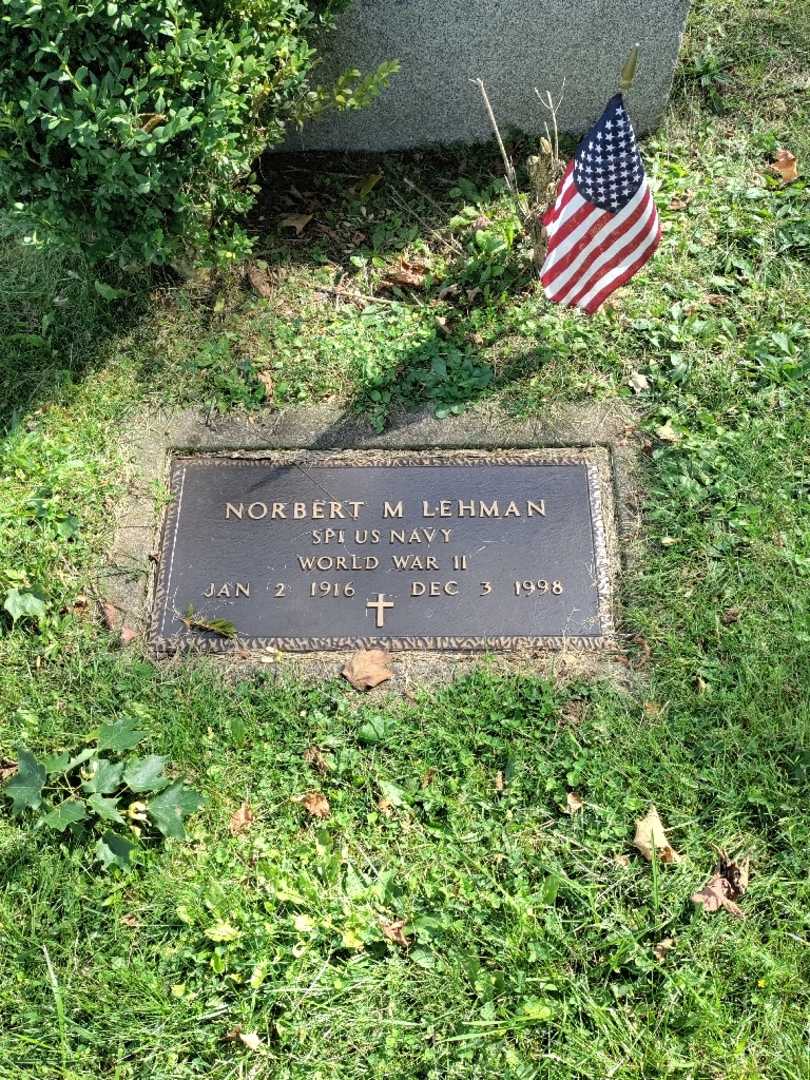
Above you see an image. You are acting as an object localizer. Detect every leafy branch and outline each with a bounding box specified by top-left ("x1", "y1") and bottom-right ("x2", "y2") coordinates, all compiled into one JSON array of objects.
[{"x1": 2, "y1": 719, "x2": 203, "y2": 870}]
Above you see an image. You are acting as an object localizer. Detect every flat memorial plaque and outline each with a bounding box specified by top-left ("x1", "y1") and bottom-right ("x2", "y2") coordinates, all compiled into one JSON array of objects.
[{"x1": 150, "y1": 451, "x2": 614, "y2": 652}]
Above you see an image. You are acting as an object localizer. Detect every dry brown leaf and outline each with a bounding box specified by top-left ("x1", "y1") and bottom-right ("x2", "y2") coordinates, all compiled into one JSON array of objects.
[
  {"x1": 70, "y1": 595, "x2": 90, "y2": 617},
  {"x1": 256, "y1": 370, "x2": 274, "y2": 397},
  {"x1": 238, "y1": 1031, "x2": 262, "y2": 1051},
  {"x1": 303, "y1": 746, "x2": 330, "y2": 774},
  {"x1": 653, "y1": 937, "x2": 675, "y2": 962},
  {"x1": 655, "y1": 421, "x2": 680, "y2": 443},
  {"x1": 384, "y1": 261, "x2": 427, "y2": 289},
  {"x1": 120, "y1": 625, "x2": 139, "y2": 646},
  {"x1": 721, "y1": 607, "x2": 741, "y2": 625},
  {"x1": 279, "y1": 213, "x2": 313, "y2": 236},
  {"x1": 614, "y1": 853, "x2": 631, "y2": 868},
  {"x1": 229, "y1": 802, "x2": 255, "y2": 835},
  {"x1": 628, "y1": 371, "x2": 650, "y2": 394},
  {"x1": 691, "y1": 874, "x2": 745, "y2": 918},
  {"x1": 421, "y1": 767, "x2": 436, "y2": 788},
  {"x1": 494, "y1": 770, "x2": 505, "y2": 792},
  {"x1": 668, "y1": 190, "x2": 693, "y2": 211},
  {"x1": 120, "y1": 913, "x2": 139, "y2": 928},
  {"x1": 377, "y1": 797, "x2": 394, "y2": 816},
  {"x1": 770, "y1": 148, "x2": 798, "y2": 183},
  {"x1": 341, "y1": 648, "x2": 394, "y2": 691},
  {"x1": 705, "y1": 293, "x2": 730, "y2": 307},
  {"x1": 643, "y1": 701, "x2": 662, "y2": 718},
  {"x1": 0, "y1": 758, "x2": 18, "y2": 784},
  {"x1": 634, "y1": 805, "x2": 682, "y2": 864},
  {"x1": 247, "y1": 262, "x2": 273, "y2": 298},
  {"x1": 380, "y1": 918, "x2": 410, "y2": 948},
  {"x1": 298, "y1": 791, "x2": 330, "y2": 819},
  {"x1": 101, "y1": 601, "x2": 122, "y2": 631},
  {"x1": 565, "y1": 791, "x2": 584, "y2": 815}
]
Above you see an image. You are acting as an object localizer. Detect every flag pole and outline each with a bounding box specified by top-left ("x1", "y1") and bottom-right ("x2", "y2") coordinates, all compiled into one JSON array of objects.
[{"x1": 619, "y1": 44, "x2": 640, "y2": 92}]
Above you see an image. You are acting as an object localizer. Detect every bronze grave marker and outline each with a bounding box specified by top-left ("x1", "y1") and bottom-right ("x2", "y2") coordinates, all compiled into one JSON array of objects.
[{"x1": 150, "y1": 451, "x2": 615, "y2": 652}]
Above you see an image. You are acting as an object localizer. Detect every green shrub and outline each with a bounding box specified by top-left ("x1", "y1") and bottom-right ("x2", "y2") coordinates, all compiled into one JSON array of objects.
[{"x1": 0, "y1": 1, "x2": 395, "y2": 268}]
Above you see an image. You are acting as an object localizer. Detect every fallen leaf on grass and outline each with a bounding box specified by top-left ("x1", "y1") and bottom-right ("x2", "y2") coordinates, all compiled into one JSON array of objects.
[
  {"x1": 421, "y1": 768, "x2": 436, "y2": 788},
  {"x1": 256, "y1": 370, "x2": 274, "y2": 398},
  {"x1": 614, "y1": 853, "x2": 631, "y2": 868},
  {"x1": 383, "y1": 259, "x2": 429, "y2": 290},
  {"x1": 303, "y1": 746, "x2": 330, "y2": 774},
  {"x1": 643, "y1": 701, "x2": 663, "y2": 718},
  {"x1": 628, "y1": 371, "x2": 650, "y2": 394},
  {"x1": 668, "y1": 190, "x2": 694, "y2": 211},
  {"x1": 691, "y1": 853, "x2": 750, "y2": 919},
  {"x1": 565, "y1": 791, "x2": 584, "y2": 815},
  {"x1": 0, "y1": 758, "x2": 18, "y2": 784},
  {"x1": 655, "y1": 421, "x2": 681, "y2": 443},
  {"x1": 495, "y1": 770, "x2": 505, "y2": 792},
  {"x1": 102, "y1": 602, "x2": 122, "y2": 631},
  {"x1": 279, "y1": 213, "x2": 313, "y2": 236},
  {"x1": 247, "y1": 262, "x2": 273, "y2": 298},
  {"x1": 342, "y1": 648, "x2": 394, "y2": 691},
  {"x1": 653, "y1": 937, "x2": 676, "y2": 962},
  {"x1": 721, "y1": 607, "x2": 741, "y2": 625},
  {"x1": 297, "y1": 791, "x2": 330, "y2": 819},
  {"x1": 229, "y1": 802, "x2": 255, "y2": 835},
  {"x1": 769, "y1": 148, "x2": 799, "y2": 183},
  {"x1": 380, "y1": 918, "x2": 410, "y2": 948},
  {"x1": 634, "y1": 805, "x2": 682, "y2": 864},
  {"x1": 355, "y1": 171, "x2": 383, "y2": 198},
  {"x1": 120, "y1": 625, "x2": 138, "y2": 646},
  {"x1": 120, "y1": 913, "x2": 139, "y2": 928},
  {"x1": 705, "y1": 293, "x2": 730, "y2": 307}
]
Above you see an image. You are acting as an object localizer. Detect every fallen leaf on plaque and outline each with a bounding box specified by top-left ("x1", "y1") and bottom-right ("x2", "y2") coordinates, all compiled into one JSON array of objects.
[
  {"x1": 297, "y1": 791, "x2": 330, "y2": 819},
  {"x1": 342, "y1": 648, "x2": 394, "y2": 691},
  {"x1": 633, "y1": 805, "x2": 682, "y2": 864},
  {"x1": 247, "y1": 262, "x2": 273, "y2": 298},
  {"x1": 279, "y1": 213, "x2": 313, "y2": 236},
  {"x1": 769, "y1": 148, "x2": 798, "y2": 183},
  {"x1": 653, "y1": 937, "x2": 676, "y2": 962},
  {"x1": 628, "y1": 371, "x2": 650, "y2": 394},
  {"x1": 691, "y1": 852, "x2": 749, "y2": 919},
  {"x1": 229, "y1": 802, "x2": 255, "y2": 835}
]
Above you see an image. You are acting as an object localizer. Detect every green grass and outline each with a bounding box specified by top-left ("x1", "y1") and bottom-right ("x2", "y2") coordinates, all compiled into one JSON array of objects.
[{"x1": 1, "y1": 0, "x2": 809, "y2": 1076}]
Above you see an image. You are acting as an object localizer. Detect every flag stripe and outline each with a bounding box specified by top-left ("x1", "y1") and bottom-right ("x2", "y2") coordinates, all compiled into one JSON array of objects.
[
  {"x1": 542, "y1": 203, "x2": 604, "y2": 282},
  {"x1": 542, "y1": 163, "x2": 575, "y2": 227},
  {"x1": 579, "y1": 216, "x2": 662, "y2": 313},
  {"x1": 543, "y1": 184, "x2": 650, "y2": 298},
  {"x1": 555, "y1": 192, "x2": 656, "y2": 306}
]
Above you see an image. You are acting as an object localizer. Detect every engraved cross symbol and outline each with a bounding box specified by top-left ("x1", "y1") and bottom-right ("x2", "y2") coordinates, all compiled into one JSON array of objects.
[{"x1": 366, "y1": 593, "x2": 394, "y2": 628}]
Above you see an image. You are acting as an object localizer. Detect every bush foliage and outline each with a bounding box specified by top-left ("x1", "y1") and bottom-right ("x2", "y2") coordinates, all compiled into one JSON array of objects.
[{"x1": 0, "y1": 1, "x2": 394, "y2": 267}]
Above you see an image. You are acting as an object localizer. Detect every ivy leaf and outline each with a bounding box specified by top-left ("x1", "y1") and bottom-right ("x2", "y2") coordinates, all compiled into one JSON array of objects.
[
  {"x1": 122, "y1": 755, "x2": 170, "y2": 794},
  {"x1": 42, "y1": 752, "x2": 70, "y2": 774},
  {"x1": 97, "y1": 717, "x2": 145, "y2": 753},
  {"x1": 87, "y1": 793, "x2": 124, "y2": 824},
  {"x1": 4, "y1": 587, "x2": 47, "y2": 623},
  {"x1": 40, "y1": 799, "x2": 87, "y2": 832},
  {"x1": 5, "y1": 749, "x2": 46, "y2": 814},
  {"x1": 81, "y1": 757, "x2": 124, "y2": 794},
  {"x1": 96, "y1": 831, "x2": 134, "y2": 870},
  {"x1": 147, "y1": 782, "x2": 203, "y2": 840}
]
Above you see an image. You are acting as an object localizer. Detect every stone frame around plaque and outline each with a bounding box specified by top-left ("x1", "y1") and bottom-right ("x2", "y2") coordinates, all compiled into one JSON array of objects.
[{"x1": 148, "y1": 447, "x2": 618, "y2": 655}]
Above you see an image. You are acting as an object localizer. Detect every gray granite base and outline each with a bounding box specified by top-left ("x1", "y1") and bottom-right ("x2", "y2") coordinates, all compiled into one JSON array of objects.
[{"x1": 285, "y1": 0, "x2": 692, "y2": 152}]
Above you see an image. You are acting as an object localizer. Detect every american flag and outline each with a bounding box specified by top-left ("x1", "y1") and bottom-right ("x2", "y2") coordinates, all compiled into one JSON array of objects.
[{"x1": 540, "y1": 93, "x2": 660, "y2": 314}]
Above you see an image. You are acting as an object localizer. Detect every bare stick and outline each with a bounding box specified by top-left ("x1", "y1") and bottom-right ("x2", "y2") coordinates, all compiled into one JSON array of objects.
[{"x1": 471, "y1": 78, "x2": 528, "y2": 221}]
